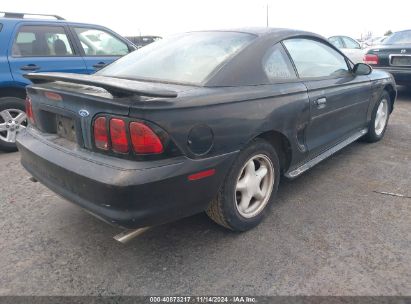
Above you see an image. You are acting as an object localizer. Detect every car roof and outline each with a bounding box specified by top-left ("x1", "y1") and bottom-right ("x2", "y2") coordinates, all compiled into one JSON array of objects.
[
  {"x1": 203, "y1": 28, "x2": 333, "y2": 86},
  {"x1": 394, "y1": 29, "x2": 411, "y2": 33},
  {"x1": 0, "y1": 17, "x2": 64, "y2": 23},
  {"x1": 197, "y1": 27, "x2": 321, "y2": 38},
  {"x1": 0, "y1": 17, "x2": 108, "y2": 29},
  {"x1": 329, "y1": 35, "x2": 357, "y2": 40}
]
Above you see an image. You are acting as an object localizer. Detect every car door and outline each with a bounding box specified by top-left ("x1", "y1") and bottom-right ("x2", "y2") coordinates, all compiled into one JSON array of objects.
[
  {"x1": 283, "y1": 38, "x2": 371, "y2": 157},
  {"x1": 69, "y1": 26, "x2": 133, "y2": 74},
  {"x1": 341, "y1": 36, "x2": 364, "y2": 64},
  {"x1": 7, "y1": 23, "x2": 88, "y2": 87}
]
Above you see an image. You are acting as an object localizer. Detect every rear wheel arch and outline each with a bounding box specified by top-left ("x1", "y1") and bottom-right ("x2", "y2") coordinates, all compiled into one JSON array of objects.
[
  {"x1": 0, "y1": 86, "x2": 27, "y2": 101},
  {"x1": 254, "y1": 130, "x2": 292, "y2": 174}
]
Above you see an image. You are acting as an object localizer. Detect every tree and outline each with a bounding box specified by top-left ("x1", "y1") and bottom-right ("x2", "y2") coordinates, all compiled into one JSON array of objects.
[{"x1": 384, "y1": 30, "x2": 393, "y2": 36}]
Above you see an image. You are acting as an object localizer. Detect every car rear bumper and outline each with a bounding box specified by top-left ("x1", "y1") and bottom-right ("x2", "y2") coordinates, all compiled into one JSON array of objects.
[
  {"x1": 374, "y1": 67, "x2": 411, "y2": 84},
  {"x1": 16, "y1": 128, "x2": 237, "y2": 229}
]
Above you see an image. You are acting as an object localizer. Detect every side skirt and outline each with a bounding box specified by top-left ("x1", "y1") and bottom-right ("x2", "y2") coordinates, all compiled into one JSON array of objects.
[{"x1": 285, "y1": 128, "x2": 368, "y2": 179}]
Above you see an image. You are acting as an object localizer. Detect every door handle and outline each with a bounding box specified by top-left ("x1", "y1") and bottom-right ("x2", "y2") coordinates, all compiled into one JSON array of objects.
[
  {"x1": 92, "y1": 62, "x2": 107, "y2": 69},
  {"x1": 314, "y1": 97, "x2": 327, "y2": 108},
  {"x1": 20, "y1": 64, "x2": 40, "y2": 71}
]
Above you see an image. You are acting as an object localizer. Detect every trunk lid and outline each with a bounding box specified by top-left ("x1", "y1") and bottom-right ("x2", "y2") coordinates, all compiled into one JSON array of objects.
[
  {"x1": 368, "y1": 44, "x2": 411, "y2": 67},
  {"x1": 24, "y1": 73, "x2": 185, "y2": 151}
]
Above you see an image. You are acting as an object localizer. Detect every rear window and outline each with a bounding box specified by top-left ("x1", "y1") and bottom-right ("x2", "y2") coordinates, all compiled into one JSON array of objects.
[
  {"x1": 98, "y1": 31, "x2": 256, "y2": 85},
  {"x1": 384, "y1": 31, "x2": 411, "y2": 45}
]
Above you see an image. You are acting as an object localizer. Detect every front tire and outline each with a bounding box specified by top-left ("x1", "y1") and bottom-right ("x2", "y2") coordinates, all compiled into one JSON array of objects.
[
  {"x1": 364, "y1": 91, "x2": 391, "y2": 143},
  {"x1": 0, "y1": 97, "x2": 27, "y2": 152},
  {"x1": 206, "y1": 139, "x2": 280, "y2": 231}
]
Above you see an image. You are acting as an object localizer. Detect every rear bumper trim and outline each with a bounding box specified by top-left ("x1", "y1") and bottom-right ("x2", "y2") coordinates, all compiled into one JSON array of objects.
[{"x1": 17, "y1": 129, "x2": 237, "y2": 229}]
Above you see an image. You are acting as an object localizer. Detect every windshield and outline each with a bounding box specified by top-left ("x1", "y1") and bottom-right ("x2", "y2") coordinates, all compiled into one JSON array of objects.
[
  {"x1": 98, "y1": 31, "x2": 256, "y2": 85},
  {"x1": 383, "y1": 31, "x2": 411, "y2": 45}
]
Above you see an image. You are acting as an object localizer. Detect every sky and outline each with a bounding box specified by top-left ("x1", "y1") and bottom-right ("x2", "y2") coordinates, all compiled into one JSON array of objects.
[{"x1": 2, "y1": 0, "x2": 411, "y2": 39}]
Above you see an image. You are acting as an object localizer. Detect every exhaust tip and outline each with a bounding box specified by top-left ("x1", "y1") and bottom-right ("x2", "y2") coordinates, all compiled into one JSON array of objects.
[{"x1": 113, "y1": 227, "x2": 150, "y2": 244}]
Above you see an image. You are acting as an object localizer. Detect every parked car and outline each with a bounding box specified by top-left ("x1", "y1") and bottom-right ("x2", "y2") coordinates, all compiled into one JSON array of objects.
[
  {"x1": 0, "y1": 12, "x2": 136, "y2": 151},
  {"x1": 364, "y1": 30, "x2": 411, "y2": 86},
  {"x1": 328, "y1": 35, "x2": 365, "y2": 63},
  {"x1": 363, "y1": 36, "x2": 388, "y2": 48},
  {"x1": 17, "y1": 28, "x2": 396, "y2": 236},
  {"x1": 125, "y1": 36, "x2": 162, "y2": 49}
]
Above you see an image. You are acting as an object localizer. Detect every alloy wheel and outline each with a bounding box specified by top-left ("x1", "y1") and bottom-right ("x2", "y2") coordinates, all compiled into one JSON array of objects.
[
  {"x1": 235, "y1": 154, "x2": 274, "y2": 218},
  {"x1": 375, "y1": 98, "x2": 388, "y2": 136},
  {"x1": 0, "y1": 109, "x2": 27, "y2": 143}
]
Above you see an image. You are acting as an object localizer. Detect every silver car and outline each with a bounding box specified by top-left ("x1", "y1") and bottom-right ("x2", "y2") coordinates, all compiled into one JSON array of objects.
[{"x1": 328, "y1": 35, "x2": 365, "y2": 63}]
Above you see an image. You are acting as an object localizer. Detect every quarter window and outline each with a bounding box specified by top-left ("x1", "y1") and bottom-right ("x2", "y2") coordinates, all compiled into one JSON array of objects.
[
  {"x1": 12, "y1": 25, "x2": 74, "y2": 57},
  {"x1": 263, "y1": 44, "x2": 297, "y2": 81},
  {"x1": 283, "y1": 38, "x2": 349, "y2": 78},
  {"x1": 74, "y1": 28, "x2": 129, "y2": 56}
]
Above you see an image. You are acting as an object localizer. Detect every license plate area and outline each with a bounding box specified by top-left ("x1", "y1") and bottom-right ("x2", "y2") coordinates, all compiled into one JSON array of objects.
[
  {"x1": 56, "y1": 115, "x2": 77, "y2": 142},
  {"x1": 390, "y1": 55, "x2": 411, "y2": 66}
]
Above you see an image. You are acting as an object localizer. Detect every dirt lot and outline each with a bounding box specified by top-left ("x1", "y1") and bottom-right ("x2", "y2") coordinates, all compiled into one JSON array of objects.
[{"x1": 0, "y1": 87, "x2": 410, "y2": 296}]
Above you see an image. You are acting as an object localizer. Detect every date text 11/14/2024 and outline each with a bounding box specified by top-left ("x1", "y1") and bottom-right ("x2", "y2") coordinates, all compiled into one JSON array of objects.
[{"x1": 149, "y1": 296, "x2": 257, "y2": 303}]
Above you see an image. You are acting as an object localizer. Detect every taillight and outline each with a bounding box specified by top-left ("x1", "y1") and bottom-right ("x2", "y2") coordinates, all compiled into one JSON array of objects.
[
  {"x1": 93, "y1": 117, "x2": 109, "y2": 150},
  {"x1": 25, "y1": 96, "x2": 35, "y2": 124},
  {"x1": 130, "y1": 122, "x2": 164, "y2": 154},
  {"x1": 93, "y1": 116, "x2": 164, "y2": 155},
  {"x1": 364, "y1": 54, "x2": 379, "y2": 65},
  {"x1": 110, "y1": 118, "x2": 129, "y2": 153}
]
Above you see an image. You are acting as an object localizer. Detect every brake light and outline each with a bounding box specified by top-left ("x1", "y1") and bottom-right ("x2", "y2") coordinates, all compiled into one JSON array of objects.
[
  {"x1": 93, "y1": 116, "x2": 164, "y2": 155},
  {"x1": 130, "y1": 122, "x2": 164, "y2": 154},
  {"x1": 110, "y1": 118, "x2": 129, "y2": 153},
  {"x1": 25, "y1": 96, "x2": 35, "y2": 124},
  {"x1": 93, "y1": 117, "x2": 109, "y2": 150},
  {"x1": 364, "y1": 54, "x2": 379, "y2": 65}
]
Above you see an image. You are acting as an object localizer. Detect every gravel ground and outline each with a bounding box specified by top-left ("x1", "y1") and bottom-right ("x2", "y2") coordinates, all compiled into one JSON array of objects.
[{"x1": 0, "y1": 87, "x2": 410, "y2": 296}]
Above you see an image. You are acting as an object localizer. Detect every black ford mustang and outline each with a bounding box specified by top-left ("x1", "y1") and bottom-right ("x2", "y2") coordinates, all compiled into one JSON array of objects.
[
  {"x1": 17, "y1": 28, "x2": 396, "y2": 234},
  {"x1": 365, "y1": 29, "x2": 411, "y2": 86}
]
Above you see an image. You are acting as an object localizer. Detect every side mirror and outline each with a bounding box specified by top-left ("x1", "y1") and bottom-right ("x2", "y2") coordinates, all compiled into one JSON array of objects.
[{"x1": 353, "y1": 63, "x2": 372, "y2": 75}]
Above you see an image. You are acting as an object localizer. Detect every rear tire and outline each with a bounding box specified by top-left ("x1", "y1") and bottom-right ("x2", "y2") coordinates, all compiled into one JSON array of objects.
[
  {"x1": 364, "y1": 91, "x2": 390, "y2": 143},
  {"x1": 206, "y1": 138, "x2": 280, "y2": 231},
  {"x1": 0, "y1": 97, "x2": 27, "y2": 152}
]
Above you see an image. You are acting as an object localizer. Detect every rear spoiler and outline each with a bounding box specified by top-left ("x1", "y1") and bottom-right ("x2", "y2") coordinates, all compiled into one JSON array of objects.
[{"x1": 24, "y1": 72, "x2": 178, "y2": 98}]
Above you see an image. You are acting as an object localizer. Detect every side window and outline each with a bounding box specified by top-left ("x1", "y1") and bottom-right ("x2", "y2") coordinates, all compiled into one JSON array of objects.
[
  {"x1": 283, "y1": 38, "x2": 349, "y2": 78},
  {"x1": 12, "y1": 25, "x2": 74, "y2": 57},
  {"x1": 328, "y1": 37, "x2": 343, "y2": 48},
  {"x1": 0, "y1": 24, "x2": 3, "y2": 32},
  {"x1": 342, "y1": 37, "x2": 361, "y2": 49},
  {"x1": 74, "y1": 28, "x2": 129, "y2": 56},
  {"x1": 263, "y1": 44, "x2": 297, "y2": 81}
]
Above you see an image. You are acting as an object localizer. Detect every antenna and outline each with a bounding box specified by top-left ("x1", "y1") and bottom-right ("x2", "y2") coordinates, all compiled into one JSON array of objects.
[{"x1": 266, "y1": 4, "x2": 269, "y2": 27}]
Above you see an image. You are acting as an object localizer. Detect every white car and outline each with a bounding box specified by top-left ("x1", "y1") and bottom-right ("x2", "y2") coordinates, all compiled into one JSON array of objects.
[
  {"x1": 364, "y1": 36, "x2": 388, "y2": 48},
  {"x1": 328, "y1": 36, "x2": 365, "y2": 63},
  {"x1": 363, "y1": 36, "x2": 389, "y2": 53}
]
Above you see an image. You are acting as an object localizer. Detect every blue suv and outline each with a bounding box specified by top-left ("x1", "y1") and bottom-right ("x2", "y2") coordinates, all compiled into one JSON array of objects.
[{"x1": 0, "y1": 12, "x2": 136, "y2": 151}]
